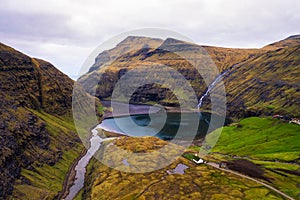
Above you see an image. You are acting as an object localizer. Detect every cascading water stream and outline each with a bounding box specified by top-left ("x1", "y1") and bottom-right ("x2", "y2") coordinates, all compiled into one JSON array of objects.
[
  {"x1": 196, "y1": 64, "x2": 237, "y2": 125},
  {"x1": 197, "y1": 69, "x2": 230, "y2": 110}
]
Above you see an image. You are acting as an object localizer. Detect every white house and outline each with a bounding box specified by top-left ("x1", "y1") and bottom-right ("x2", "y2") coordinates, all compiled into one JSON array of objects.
[{"x1": 193, "y1": 158, "x2": 205, "y2": 164}]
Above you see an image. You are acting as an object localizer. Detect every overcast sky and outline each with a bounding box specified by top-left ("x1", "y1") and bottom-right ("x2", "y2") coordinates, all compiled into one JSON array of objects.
[{"x1": 1, "y1": 0, "x2": 299, "y2": 79}]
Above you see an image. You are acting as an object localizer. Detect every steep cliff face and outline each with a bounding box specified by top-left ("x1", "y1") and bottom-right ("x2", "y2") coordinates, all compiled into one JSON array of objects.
[
  {"x1": 78, "y1": 35, "x2": 299, "y2": 119},
  {"x1": 87, "y1": 36, "x2": 164, "y2": 73},
  {"x1": 0, "y1": 44, "x2": 73, "y2": 115},
  {"x1": 0, "y1": 43, "x2": 100, "y2": 199},
  {"x1": 79, "y1": 36, "x2": 164, "y2": 95}
]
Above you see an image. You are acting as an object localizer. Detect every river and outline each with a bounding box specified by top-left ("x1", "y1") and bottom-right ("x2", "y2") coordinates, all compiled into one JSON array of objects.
[{"x1": 64, "y1": 126, "x2": 115, "y2": 200}]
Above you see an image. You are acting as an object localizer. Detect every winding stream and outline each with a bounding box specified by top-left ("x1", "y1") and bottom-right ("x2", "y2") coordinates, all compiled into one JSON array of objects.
[{"x1": 64, "y1": 126, "x2": 114, "y2": 200}]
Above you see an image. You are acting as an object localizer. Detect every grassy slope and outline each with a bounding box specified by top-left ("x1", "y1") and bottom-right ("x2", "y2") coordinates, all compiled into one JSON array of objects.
[
  {"x1": 223, "y1": 45, "x2": 300, "y2": 118},
  {"x1": 8, "y1": 110, "x2": 83, "y2": 199},
  {"x1": 212, "y1": 117, "x2": 300, "y2": 161},
  {"x1": 209, "y1": 117, "x2": 300, "y2": 198}
]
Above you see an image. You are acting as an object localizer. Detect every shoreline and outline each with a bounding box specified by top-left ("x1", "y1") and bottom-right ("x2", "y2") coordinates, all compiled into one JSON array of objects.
[
  {"x1": 102, "y1": 101, "x2": 200, "y2": 119},
  {"x1": 103, "y1": 108, "x2": 201, "y2": 119}
]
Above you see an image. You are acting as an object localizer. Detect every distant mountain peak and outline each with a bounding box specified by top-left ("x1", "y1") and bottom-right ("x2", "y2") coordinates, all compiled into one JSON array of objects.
[
  {"x1": 83, "y1": 36, "x2": 164, "y2": 74},
  {"x1": 117, "y1": 35, "x2": 163, "y2": 47},
  {"x1": 158, "y1": 37, "x2": 200, "y2": 52},
  {"x1": 163, "y1": 37, "x2": 184, "y2": 44}
]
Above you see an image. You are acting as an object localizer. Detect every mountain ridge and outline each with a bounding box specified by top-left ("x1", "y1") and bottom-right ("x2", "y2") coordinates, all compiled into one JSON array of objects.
[
  {"x1": 0, "y1": 42, "x2": 102, "y2": 199},
  {"x1": 263, "y1": 34, "x2": 300, "y2": 50}
]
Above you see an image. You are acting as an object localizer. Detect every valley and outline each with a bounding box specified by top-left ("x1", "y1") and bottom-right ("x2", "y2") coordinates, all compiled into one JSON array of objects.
[{"x1": 0, "y1": 34, "x2": 299, "y2": 200}]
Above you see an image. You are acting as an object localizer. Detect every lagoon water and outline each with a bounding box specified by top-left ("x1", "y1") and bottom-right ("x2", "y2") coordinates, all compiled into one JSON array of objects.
[{"x1": 98, "y1": 112, "x2": 216, "y2": 141}]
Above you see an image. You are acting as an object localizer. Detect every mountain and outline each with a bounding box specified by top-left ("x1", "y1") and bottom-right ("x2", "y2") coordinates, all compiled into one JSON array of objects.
[
  {"x1": 87, "y1": 36, "x2": 164, "y2": 73},
  {"x1": 78, "y1": 36, "x2": 164, "y2": 95},
  {"x1": 0, "y1": 43, "x2": 101, "y2": 199},
  {"x1": 223, "y1": 42, "x2": 300, "y2": 118},
  {"x1": 78, "y1": 35, "x2": 299, "y2": 118},
  {"x1": 78, "y1": 36, "x2": 261, "y2": 109}
]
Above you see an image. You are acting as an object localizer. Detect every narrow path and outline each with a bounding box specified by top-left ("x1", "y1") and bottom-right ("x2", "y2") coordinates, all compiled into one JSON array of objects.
[{"x1": 207, "y1": 162, "x2": 295, "y2": 200}]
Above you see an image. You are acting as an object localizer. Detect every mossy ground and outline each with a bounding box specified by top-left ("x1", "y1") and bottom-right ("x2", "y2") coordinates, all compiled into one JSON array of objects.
[
  {"x1": 80, "y1": 135, "x2": 287, "y2": 200},
  {"x1": 82, "y1": 158, "x2": 284, "y2": 200}
]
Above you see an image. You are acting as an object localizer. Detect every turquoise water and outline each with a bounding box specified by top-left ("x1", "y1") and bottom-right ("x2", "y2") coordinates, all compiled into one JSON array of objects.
[{"x1": 98, "y1": 112, "x2": 222, "y2": 140}]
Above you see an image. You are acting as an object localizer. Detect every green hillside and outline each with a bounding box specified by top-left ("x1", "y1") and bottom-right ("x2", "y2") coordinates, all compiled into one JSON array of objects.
[{"x1": 209, "y1": 117, "x2": 300, "y2": 198}]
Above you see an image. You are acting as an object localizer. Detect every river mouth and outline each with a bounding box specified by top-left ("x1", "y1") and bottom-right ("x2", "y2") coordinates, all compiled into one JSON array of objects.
[{"x1": 98, "y1": 111, "x2": 224, "y2": 141}]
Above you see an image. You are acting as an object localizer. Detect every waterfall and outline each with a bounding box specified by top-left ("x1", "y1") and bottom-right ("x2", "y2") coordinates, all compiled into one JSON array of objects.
[{"x1": 197, "y1": 66, "x2": 234, "y2": 110}]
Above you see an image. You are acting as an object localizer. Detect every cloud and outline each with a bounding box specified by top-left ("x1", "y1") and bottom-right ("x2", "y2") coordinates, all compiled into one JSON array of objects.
[
  {"x1": 1, "y1": 0, "x2": 300, "y2": 78},
  {"x1": 0, "y1": 12, "x2": 73, "y2": 40}
]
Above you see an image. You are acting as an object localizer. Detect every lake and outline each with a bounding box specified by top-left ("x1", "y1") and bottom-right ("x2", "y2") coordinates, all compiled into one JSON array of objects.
[{"x1": 98, "y1": 111, "x2": 222, "y2": 141}]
